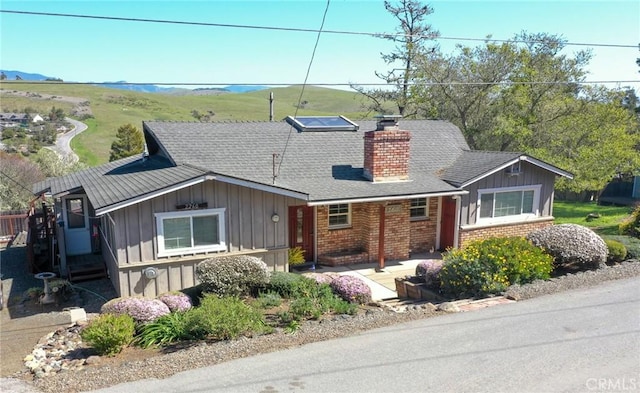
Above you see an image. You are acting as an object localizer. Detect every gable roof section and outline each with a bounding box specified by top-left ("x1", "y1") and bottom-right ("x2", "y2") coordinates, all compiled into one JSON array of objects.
[
  {"x1": 34, "y1": 155, "x2": 208, "y2": 215},
  {"x1": 441, "y1": 150, "x2": 573, "y2": 188},
  {"x1": 143, "y1": 120, "x2": 470, "y2": 202}
]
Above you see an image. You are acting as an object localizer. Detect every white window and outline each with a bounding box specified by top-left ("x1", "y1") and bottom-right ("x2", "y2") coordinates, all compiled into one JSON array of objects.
[
  {"x1": 155, "y1": 208, "x2": 226, "y2": 257},
  {"x1": 478, "y1": 185, "x2": 541, "y2": 223},
  {"x1": 410, "y1": 197, "x2": 429, "y2": 219},
  {"x1": 328, "y1": 204, "x2": 350, "y2": 228}
]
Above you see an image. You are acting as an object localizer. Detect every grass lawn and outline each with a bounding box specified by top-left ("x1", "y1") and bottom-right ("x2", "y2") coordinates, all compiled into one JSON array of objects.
[{"x1": 553, "y1": 200, "x2": 633, "y2": 235}]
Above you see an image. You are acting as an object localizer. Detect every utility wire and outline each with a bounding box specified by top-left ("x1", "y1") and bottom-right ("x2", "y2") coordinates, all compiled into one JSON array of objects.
[
  {"x1": 1, "y1": 9, "x2": 637, "y2": 49},
  {"x1": 275, "y1": 0, "x2": 331, "y2": 183},
  {"x1": 2, "y1": 81, "x2": 638, "y2": 86},
  {"x1": 0, "y1": 169, "x2": 36, "y2": 195}
]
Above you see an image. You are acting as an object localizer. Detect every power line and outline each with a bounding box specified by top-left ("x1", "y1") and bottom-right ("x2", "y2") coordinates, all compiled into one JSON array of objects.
[
  {"x1": 276, "y1": 0, "x2": 331, "y2": 183},
  {"x1": 0, "y1": 169, "x2": 36, "y2": 195},
  {"x1": 2, "y1": 80, "x2": 638, "y2": 87},
  {"x1": 1, "y1": 9, "x2": 637, "y2": 49}
]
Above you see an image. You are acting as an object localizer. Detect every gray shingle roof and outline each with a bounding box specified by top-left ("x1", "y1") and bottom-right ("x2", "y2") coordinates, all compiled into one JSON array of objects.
[
  {"x1": 143, "y1": 120, "x2": 471, "y2": 202},
  {"x1": 34, "y1": 155, "x2": 207, "y2": 213},
  {"x1": 441, "y1": 151, "x2": 522, "y2": 187}
]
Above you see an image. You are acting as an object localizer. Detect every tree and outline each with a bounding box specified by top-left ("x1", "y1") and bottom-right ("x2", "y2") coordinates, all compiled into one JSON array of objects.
[
  {"x1": 49, "y1": 106, "x2": 65, "y2": 121},
  {"x1": 529, "y1": 87, "x2": 640, "y2": 198},
  {"x1": 0, "y1": 152, "x2": 45, "y2": 210},
  {"x1": 34, "y1": 149, "x2": 87, "y2": 178},
  {"x1": 352, "y1": 0, "x2": 439, "y2": 117},
  {"x1": 414, "y1": 32, "x2": 591, "y2": 150},
  {"x1": 109, "y1": 124, "x2": 145, "y2": 162}
]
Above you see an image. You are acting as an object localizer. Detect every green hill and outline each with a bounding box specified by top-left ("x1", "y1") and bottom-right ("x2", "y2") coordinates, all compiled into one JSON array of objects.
[{"x1": 0, "y1": 82, "x2": 377, "y2": 165}]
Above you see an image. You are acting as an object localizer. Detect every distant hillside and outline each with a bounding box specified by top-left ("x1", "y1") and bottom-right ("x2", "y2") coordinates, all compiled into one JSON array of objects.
[
  {"x1": 0, "y1": 81, "x2": 380, "y2": 165},
  {"x1": 97, "y1": 81, "x2": 187, "y2": 94},
  {"x1": 1, "y1": 70, "x2": 58, "y2": 81}
]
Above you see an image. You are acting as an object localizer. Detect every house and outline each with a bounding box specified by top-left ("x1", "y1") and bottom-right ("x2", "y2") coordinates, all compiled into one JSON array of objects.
[{"x1": 32, "y1": 116, "x2": 572, "y2": 297}]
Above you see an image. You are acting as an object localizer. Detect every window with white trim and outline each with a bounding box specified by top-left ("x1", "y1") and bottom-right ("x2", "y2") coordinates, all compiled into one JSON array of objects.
[
  {"x1": 328, "y1": 204, "x2": 350, "y2": 228},
  {"x1": 410, "y1": 197, "x2": 429, "y2": 219},
  {"x1": 155, "y1": 208, "x2": 226, "y2": 257},
  {"x1": 478, "y1": 185, "x2": 540, "y2": 222}
]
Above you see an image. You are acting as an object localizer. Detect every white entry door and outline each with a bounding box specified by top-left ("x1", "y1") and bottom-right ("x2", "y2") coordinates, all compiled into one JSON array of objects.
[{"x1": 62, "y1": 195, "x2": 92, "y2": 255}]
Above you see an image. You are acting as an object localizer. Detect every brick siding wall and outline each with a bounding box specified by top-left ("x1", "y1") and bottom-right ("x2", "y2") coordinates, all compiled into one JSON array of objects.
[
  {"x1": 316, "y1": 201, "x2": 411, "y2": 266},
  {"x1": 459, "y1": 218, "x2": 554, "y2": 247},
  {"x1": 409, "y1": 198, "x2": 438, "y2": 253}
]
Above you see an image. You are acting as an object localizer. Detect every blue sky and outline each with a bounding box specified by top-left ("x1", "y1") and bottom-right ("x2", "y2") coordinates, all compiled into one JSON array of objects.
[{"x1": 1, "y1": 1, "x2": 638, "y2": 91}]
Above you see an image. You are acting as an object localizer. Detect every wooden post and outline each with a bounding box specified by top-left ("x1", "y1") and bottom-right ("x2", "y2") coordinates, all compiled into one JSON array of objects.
[{"x1": 378, "y1": 204, "x2": 385, "y2": 270}]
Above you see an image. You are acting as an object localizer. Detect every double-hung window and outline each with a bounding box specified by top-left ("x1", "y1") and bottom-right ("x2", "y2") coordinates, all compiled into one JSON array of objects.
[
  {"x1": 155, "y1": 208, "x2": 226, "y2": 257},
  {"x1": 328, "y1": 204, "x2": 350, "y2": 228},
  {"x1": 410, "y1": 197, "x2": 429, "y2": 219},
  {"x1": 478, "y1": 185, "x2": 540, "y2": 222}
]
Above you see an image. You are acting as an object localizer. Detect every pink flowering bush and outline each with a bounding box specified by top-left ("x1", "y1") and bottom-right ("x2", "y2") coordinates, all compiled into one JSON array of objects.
[
  {"x1": 329, "y1": 275, "x2": 372, "y2": 304},
  {"x1": 101, "y1": 297, "x2": 171, "y2": 323},
  {"x1": 158, "y1": 292, "x2": 192, "y2": 312},
  {"x1": 527, "y1": 224, "x2": 607, "y2": 270},
  {"x1": 415, "y1": 260, "x2": 444, "y2": 287},
  {"x1": 301, "y1": 272, "x2": 339, "y2": 285}
]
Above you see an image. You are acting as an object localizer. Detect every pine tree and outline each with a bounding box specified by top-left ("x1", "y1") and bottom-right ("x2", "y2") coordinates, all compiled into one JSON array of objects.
[{"x1": 109, "y1": 124, "x2": 145, "y2": 162}]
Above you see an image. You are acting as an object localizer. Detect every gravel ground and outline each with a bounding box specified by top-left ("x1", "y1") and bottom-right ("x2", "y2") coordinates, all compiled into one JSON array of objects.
[{"x1": 14, "y1": 260, "x2": 640, "y2": 393}]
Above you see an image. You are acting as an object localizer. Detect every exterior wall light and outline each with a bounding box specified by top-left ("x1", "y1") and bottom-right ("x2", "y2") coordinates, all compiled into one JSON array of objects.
[{"x1": 143, "y1": 267, "x2": 158, "y2": 279}]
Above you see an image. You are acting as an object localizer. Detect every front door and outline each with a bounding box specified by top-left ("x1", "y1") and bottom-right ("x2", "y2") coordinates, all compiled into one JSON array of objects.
[
  {"x1": 288, "y1": 205, "x2": 314, "y2": 262},
  {"x1": 440, "y1": 197, "x2": 456, "y2": 250},
  {"x1": 62, "y1": 195, "x2": 92, "y2": 255}
]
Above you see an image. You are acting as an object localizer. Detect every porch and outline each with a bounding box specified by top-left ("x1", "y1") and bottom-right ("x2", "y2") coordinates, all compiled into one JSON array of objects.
[{"x1": 311, "y1": 252, "x2": 443, "y2": 301}]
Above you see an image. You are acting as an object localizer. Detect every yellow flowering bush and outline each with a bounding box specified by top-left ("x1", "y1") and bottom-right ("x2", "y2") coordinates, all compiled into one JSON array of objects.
[{"x1": 440, "y1": 237, "x2": 553, "y2": 298}]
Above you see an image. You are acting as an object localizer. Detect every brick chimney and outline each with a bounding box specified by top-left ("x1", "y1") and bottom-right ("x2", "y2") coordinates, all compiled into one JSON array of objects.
[{"x1": 363, "y1": 115, "x2": 411, "y2": 182}]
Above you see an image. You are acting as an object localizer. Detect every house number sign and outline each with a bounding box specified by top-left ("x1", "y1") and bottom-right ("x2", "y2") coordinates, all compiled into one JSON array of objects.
[
  {"x1": 176, "y1": 202, "x2": 208, "y2": 210},
  {"x1": 385, "y1": 204, "x2": 403, "y2": 214}
]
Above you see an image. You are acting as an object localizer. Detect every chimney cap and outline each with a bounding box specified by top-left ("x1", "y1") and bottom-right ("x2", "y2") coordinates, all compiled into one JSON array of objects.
[{"x1": 374, "y1": 114, "x2": 402, "y2": 130}]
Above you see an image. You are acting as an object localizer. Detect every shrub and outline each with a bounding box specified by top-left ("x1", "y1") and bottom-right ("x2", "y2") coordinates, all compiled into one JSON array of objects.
[
  {"x1": 254, "y1": 291, "x2": 282, "y2": 308},
  {"x1": 527, "y1": 224, "x2": 608, "y2": 270},
  {"x1": 329, "y1": 275, "x2": 372, "y2": 304},
  {"x1": 135, "y1": 312, "x2": 193, "y2": 348},
  {"x1": 185, "y1": 295, "x2": 269, "y2": 340},
  {"x1": 601, "y1": 235, "x2": 640, "y2": 259},
  {"x1": 158, "y1": 292, "x2": 192, "y2": 312},
  {"x1": 267, "y1": 272, "x2": 320, "y2": 298},
  {"x1": 288, "y1": 246, "x2": 306, "y2": 266},
  {"x1": 195, "y1": 255, "x2": 270, "y2": 297},
  {"x1": 101, "y1": 297, "x2": 170, "y2": 323},
  {"x1": 302, "y1": 272, "x2": 339, "y2": 285},
  {"x1": 80, "y1": 314, "x2": 135, "y2": 356},
  {"x1": 439, "y1": 237, "x2": 553, "y2": 298},
  {"x1": 605, "y1": 239, "x2": 627, "y2": 263},
  {"x1": 415, "y1": 260, "x2": 444, "y2": 287},
  {"x1": 619, "y1": 206, "x2": 640, "y2": 239}
]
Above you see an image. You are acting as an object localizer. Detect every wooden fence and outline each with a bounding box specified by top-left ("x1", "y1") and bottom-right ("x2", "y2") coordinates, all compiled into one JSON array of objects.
[{"x1": 0, "y1": 209, "x2": 28, "y2": 240}]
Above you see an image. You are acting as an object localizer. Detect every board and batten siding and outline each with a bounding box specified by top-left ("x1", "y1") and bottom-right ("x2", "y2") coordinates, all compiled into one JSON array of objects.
[
  {"x1": 459, "y1": 162, "x2": 557, "y2": 226},
  {"x1": 108, "y1": 179, "x2": 302, "y2": 297}
]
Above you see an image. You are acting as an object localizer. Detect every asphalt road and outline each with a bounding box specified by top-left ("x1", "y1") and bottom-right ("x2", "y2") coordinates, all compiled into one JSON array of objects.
[
  {"x1": 90, "y1": 277, "x2": 640, "y2": 393},
  {"x1": 45, "y1": 117, "x2": 87, "y2": 161}
]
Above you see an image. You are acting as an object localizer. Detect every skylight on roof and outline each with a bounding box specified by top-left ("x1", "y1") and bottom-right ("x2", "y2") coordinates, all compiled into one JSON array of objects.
[{"x1": 285, "y1": 115, "x2": 359, "y2": 132}]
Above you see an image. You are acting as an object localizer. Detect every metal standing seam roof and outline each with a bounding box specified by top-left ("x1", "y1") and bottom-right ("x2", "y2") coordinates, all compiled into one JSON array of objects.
[{"x1": 33, "y1": 155, "x2": 208, "y2": 213}]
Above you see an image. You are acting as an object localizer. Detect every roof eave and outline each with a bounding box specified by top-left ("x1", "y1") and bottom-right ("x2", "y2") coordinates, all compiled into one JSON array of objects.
[
  {"x1": 306, "y1": 189, "x2": 468, "y2": 206},
  {"x1": 457, "y1": 155, "x2": 573, "y2": 188}
]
